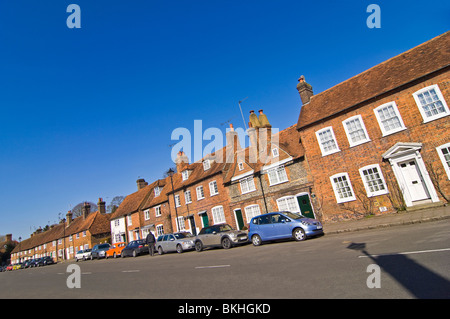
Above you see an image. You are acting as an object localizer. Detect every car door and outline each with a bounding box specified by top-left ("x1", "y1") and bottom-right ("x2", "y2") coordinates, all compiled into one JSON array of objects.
[
  {"x1": 257, "y1": 215, "x2": 274, "y2": 240},
  {"x1": 210, "y1": 226, "x2": 223, "y2": 246},
  {"x1": 160, "y1": 235, "x2": 168, "y2": 251},
  {"x1": 201, "y1": 227, "x2": 215, "y2": 246},
  {"x1": 166, "y1": 235, "x2": 177, "y2": 252},
  {"x1": 270, "y1": 213, "x2": 292, "y2": 239}
]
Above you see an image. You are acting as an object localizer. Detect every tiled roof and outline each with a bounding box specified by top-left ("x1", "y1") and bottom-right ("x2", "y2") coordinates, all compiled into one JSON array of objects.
[
  {"x1": 166, "y1": 148, "x2": 231, "y2": 193},
  {"x1": 296, "y1": 31, "x2": 450, "y2": 130},
  {"x1": 110, "y1": 183, "x2": 154, "y2": 219},
  {"x1": 11, "y1": 211, "x2": 112, "y2": 253}
]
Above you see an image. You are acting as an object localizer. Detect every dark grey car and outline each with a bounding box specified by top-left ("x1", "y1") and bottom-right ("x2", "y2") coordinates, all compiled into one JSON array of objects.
[{"x1": 194, "y1": 224, "x2": 248, "y2": 252}]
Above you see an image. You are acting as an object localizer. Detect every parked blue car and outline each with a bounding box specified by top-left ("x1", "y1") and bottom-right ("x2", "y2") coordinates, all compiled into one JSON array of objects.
[{"x1": 248, "y1": 211, "x2": 324, "y2": 246}]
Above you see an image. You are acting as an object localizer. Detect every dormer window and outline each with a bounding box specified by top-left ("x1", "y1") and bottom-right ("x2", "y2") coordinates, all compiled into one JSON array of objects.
[
  {"x1": 182, "y1": 170, "x2": 189, "y2": 181},
  {"x1": 238, "y1": 162, "x2": 244, "y2": 171},
  {"x1": 203, "y1": 160, "x2": 211, "y2": 171},
  {"x1": 154, "y1": 187, "x2": 161, "y2": 197},
  {"x1": 272, "y1": 148, "x2": 279, "y2": 157}
]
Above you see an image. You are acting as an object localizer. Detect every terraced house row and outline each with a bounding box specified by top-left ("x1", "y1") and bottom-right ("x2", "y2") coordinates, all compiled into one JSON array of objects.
[{"x1": 11, "y1": 31, "x2": 450, "y2": 262}]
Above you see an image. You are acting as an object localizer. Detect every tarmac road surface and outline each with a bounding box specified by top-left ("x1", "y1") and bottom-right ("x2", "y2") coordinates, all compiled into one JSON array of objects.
[{"x1": 1, "y1": 219, "x2": 449, "y2": 299}]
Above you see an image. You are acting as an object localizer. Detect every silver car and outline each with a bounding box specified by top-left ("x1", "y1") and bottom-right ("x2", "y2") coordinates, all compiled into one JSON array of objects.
[
  {"x1": 156, "y1": 232, "x2": 195, "y2": 254},
  {"x1": 194, "y1": 224, "x2": 248, "y2": 251}
]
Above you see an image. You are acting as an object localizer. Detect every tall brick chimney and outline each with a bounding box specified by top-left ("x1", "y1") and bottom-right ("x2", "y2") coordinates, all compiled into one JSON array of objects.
[
  {"x1": 98, "y1": 197, "x2": 106, "y2": 214},
  {"x1": 66, "y1": 210, "x2": 73, "y2": 227},
  {"x1": 175, "y1": 151, "x2": 189, "y2": 173},
  {"x1": 82, "y1": 202, "x2": 91, "y2": 219},
  {"x1": 226, "y1": 124, "x2": 241, "y2": 154},
  {"x1": 5, "y1": 234, "x2": 12, "y2": 242},
  {"x1": 257, "y1": 109, "x2": 272, "y2": 161},
  {"x1": 296, "y1": 75, "x2": 313, "y2": 105},
  {"x1": 136, "y1": 178, "x2": 148, "y2": 190}
]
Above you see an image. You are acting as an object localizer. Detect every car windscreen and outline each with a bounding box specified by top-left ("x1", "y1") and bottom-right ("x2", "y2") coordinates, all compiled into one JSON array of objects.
[
  {"x1": 282, "y1": 212, "x2": 306, "y2": 220},
  {"x1": 218, "y1": 224, "x2": 233, "y2": 232},
  {"x1": 174, "y1": 232, "x2": 193, "y2": 239}
]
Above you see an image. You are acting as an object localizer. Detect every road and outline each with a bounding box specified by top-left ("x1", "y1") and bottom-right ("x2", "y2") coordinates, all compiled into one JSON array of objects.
[{"x1": 1, "y1": 219, "x2": 449, "y2": 299}]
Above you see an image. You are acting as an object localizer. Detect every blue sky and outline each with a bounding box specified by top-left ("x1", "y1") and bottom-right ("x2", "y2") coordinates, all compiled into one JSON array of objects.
[{"x1": 0, "y1": 0, "x2": 448, "y2": 240}]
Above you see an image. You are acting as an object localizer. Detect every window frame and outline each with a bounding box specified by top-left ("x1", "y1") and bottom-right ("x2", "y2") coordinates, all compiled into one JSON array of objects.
[
  {"x1": 244, "y1": 204, "x2": 261, "y2": 223},
  {"x1": 276, "y1": 195, "x2": 300, "y2": 213},
  {"x1": 184, "y1": 190, "x2": 192, "y2": 204},
  {"x1": 203, "y1": 160, "x2": 211, "y2": 171},
  {"x1": 267, "y1": 165, "x2": 288, "y2": 186},
  {"x1": 196, "y1": 185, "x2": 205, "y2": 200},
  {"x1": 174, "y1": 194, "x2": 181, "y2": 207},
  {"x1": 211, "y1": 205, "x2": 226, "y2": 225},
  {"x1": 358, "y1": 164, "x2": 389, "y2": 197},
  {"x1": 239, "y1": 176, "x2": 256, "y2": 194},
  {"x1": 373, "y1": 101, "x2": 406, "y2": 136},
  {"x1": 413, "y1": 84, "x2": 449, "y2": 123},
  {"x1": 436, "y1": 142, "x2": 450, "y2": 180},
  {"x1": 315, "y1": 126, "x2": 340, "y2": 156},
  {"x1": 330, "y1": 172, "x2": 356, "y2": 203},
  {"x1": 154, "y1": 205, "x2": 161, "y2": 217},
  {"x1": 209, "y1": 180, "x2": 219, "y2": 196},
  {"x1": 342, "y1": 114, "x2": 371, "y2": 147}
]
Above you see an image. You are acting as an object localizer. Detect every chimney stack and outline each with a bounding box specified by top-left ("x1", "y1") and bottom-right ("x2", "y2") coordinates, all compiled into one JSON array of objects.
[
  {"x1": 257, "y1": 109, "x2": 272, "y2": 160},
  {"x1": 136, "y1": 178, "x2": 148, "y2": 190},
  {"x1": 6, "y1": 234, "x2": 12, "y2": 242},
  {"x1": 98, "y1": 197, "x2": 106, "y2": 214},
  {"x1": 226, "y1": 123, "x2": 241, "y2": 155},
  {"x1": 66, "y1": 210, "x2": 73, "y2": 227},
  {"x1": 175, "y1": 151, "x2": 189, "y2": 173},
  {"x1": 82, "y1": 202, "x2": 91, "y2": 219},
  {"x1": 296, "y1": 75, "x2": 313, "y2": 105}
]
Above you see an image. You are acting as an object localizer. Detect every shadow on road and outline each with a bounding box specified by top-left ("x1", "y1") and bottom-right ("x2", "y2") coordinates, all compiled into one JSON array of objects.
[{"x1": 347, "y1": 242, "x2": 450, "y2": 299}]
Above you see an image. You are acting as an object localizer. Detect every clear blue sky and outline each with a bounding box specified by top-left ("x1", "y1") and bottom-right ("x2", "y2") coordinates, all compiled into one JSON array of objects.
[{"x1": 0, "y1": 0, "x2": 448, "y2": 240}]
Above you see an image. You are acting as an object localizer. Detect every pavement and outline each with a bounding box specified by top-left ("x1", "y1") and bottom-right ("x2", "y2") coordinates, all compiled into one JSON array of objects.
[{"x1": 322, "y1": 204, "x2": 450, "y2": 235}]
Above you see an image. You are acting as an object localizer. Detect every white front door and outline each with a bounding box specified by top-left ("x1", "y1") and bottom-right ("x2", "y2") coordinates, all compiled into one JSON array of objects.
[{"x1": 399, "y1": 160, "x2": 430, "y2": 201}]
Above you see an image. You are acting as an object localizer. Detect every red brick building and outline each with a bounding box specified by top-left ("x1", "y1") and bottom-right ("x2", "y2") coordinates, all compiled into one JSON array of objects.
[
  {"x1": 295, "y1": 32, "x2": 450, "y2": 222},
  {"x1": 165, "y1": 149, "x2": 233, "y2": 235},
  {"x1": 223, "y1": 111, "x2": 315, "y2": 228},
  {"x1": 11, "y1": 199, "x2": 111, "y2": 263}
]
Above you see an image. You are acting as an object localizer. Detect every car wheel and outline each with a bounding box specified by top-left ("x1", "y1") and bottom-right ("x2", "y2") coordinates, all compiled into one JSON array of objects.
[
  {"x1": 158, "y1": 246, "x2": 164, "y2": 255},
  {"x1": 293, "y1": 228, "x2": 306, "y2": 241},
  {"x1": 132, "y1": 250, "x2": 137, "y2": 257},
  {"x1": 221, "y1": 237, "x2": 232, "y2": 249},
  {"x1": 176, "y1": 244, "x2": 183, "y2": 254},
  {"x1": 251, "y1": 234, "x2": 262, "y2": 246},
  {"x1": 195, "y1": 241, "x2": 203, "y2": 252},
  {"x1": 113, "y1": 253, "x2": 117, "y2": 258}
]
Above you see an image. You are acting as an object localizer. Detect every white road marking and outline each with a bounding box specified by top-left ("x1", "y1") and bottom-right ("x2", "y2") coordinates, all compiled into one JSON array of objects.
[
  {"x1": 195, "y1": 265, "x2": 231, "y2": 269},
  {"x1": 122, "y1": 270, "x2": 140, "y2": 273},
  {"x1": 358, "y1": 247, "x2": 450, "y2": 258}
]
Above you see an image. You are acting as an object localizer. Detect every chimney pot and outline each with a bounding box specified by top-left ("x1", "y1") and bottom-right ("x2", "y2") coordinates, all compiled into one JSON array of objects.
[
  {"x1": 136, "y1": 178, "x2": 148, "y2": 190},
  {"x1": 82, "y1": 202, "x2": 91, "y2": 219},
  {"x1": 98, "y1": 197, "x2": 106, "y2": 214},
  {"x1": 296, "y1": 75, "x2": 313, "y2": 105}
]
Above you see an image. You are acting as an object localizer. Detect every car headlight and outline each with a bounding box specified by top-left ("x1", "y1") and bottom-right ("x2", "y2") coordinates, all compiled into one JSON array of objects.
[{"x1": 301, "y1": 221, "x2": 312, "y2": 226}]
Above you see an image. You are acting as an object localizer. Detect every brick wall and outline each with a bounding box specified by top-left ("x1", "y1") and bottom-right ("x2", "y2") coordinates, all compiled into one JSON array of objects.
[{"x1": 299, "y1": 71, "x2": 450, "y2": 222}]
